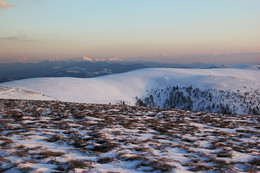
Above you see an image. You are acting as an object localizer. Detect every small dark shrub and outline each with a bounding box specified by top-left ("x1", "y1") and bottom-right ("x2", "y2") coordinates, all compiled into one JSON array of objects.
[
  {"x1": 37, "y1": 150, "x2": 65, "y2": 159},
  {"x1": 97, "y1": 157, "x2": 114, "y2": 164}
]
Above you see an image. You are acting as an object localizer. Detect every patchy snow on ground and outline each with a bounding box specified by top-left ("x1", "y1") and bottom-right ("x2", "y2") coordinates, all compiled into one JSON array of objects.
[{"x1": 0, "y1": 99, "x2": 259, "y2": 172}]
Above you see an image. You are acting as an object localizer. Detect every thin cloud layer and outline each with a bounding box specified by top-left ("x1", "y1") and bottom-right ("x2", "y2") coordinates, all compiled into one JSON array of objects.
[
  {"x1": 82, "y1": 56, "x2": 94, "y2": 62},
  {"x1": 0, "y1": 35, "x2": 37, "y2": 42},
  {"x1": 1, "y1": 36, "x2": 26, "y2": 40},
  {"x1": 82, "y1": 56, "x2": 121, "y2": 62},
  {"x1": 0, "y1": 0, "x2": 14, "y2": 9}
]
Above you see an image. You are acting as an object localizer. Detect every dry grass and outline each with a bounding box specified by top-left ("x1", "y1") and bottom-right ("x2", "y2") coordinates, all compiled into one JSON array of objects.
[
  {"x1": 35, "y1": 150, "x2": 65, "y2": 159},
  {"x1": 97, "y1": 157, "x2": 114, "y2": 164},
  {"x1": 0, "y1": 99, "x2": 259, "y2": 172},
  {"x1": 0, "y1": 137, "x2": 13, "y2": 146}
]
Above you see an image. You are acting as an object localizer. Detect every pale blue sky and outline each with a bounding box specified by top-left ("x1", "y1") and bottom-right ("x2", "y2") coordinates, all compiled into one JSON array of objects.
[{"x1": 0, "y1": 0, "x2": 260, "y2": 63}]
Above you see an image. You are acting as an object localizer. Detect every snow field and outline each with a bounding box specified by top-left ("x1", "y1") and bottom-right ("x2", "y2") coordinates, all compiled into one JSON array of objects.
[{"x1": 1, "y1": 68, "x2": 260, "y2": 106}]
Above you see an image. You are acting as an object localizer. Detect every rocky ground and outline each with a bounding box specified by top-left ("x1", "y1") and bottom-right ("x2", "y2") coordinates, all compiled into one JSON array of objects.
[{"x1": 0, "y1": 99, "x2": 259, "y2": 172}]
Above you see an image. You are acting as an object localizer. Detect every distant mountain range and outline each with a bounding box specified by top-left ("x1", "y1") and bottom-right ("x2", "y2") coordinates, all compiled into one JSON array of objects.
[{"x1": 2, "y1": 57, "x2": 258, "y2": 83}]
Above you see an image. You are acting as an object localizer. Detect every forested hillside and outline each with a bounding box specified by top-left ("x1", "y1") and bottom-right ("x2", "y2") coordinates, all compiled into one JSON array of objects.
[{"x1": 136, "y1": 86, "x2": 260, "y2": 115}]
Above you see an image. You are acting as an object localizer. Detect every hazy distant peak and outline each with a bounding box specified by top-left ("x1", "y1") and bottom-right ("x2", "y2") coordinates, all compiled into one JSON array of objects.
[
  {"x1": 82, "y1": 56, "x2": 94, "y2": 62},
  {"x1": 228, "y1": 64, "x2": 260, "y2": 70},
  {"x1": 71, "y1": 56, "x2": 122, "y2": 62},
  {"x1": 200, "y1": 64, "x2": 260, "y2": 70}
]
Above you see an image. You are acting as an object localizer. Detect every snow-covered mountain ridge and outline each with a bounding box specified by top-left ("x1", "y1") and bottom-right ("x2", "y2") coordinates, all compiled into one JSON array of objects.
[
  {"x1": 1, "y1": 68, "x2": 260, "y2": 115},
  {"x1": 0, "y1": 86, "x2": 55, "y2": 101}
]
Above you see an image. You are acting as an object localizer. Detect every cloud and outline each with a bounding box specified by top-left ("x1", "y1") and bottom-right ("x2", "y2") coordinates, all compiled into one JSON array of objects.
[
  {"x1": 82, "y1": 56, "x2": 94, "y2": 62},
  {"x1": 0, "y1": 35, "x2": 38, "y2": 42},
  {"x1": 94, "y1": 58, "x2": 106, "y2": 62},
  {"x1": 81, "y1": 56, "x2": 122, "y2": 62},
  {"x1": 107, "y1": 58, "x2": 122, "y2": 61},
  {"x1": 0, "y1": 0, "x2": 14, "y2": 9},
  {"x1": 1, "y1": 36, "x2": 26, "y2": 40}
]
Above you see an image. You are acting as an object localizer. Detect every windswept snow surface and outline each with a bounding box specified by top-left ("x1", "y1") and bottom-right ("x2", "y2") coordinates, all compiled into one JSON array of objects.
[
  {"x1": 0, "y1": 86, "x2": 55, "y2": 101},
  {"x1": 1, "y1": 68, "x2": 260, "y2": 113}
]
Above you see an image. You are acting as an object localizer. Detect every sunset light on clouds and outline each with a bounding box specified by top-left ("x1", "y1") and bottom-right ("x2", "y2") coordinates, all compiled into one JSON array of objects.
[
  {"x1": 0, "y1": 0, "x2": 13, "y2": 9},
  {"x1": 0, "y1": 0, "x2": 260, "y2": 64},
  {"x1": 1, "y1": 1, "x2": 260, "y2": 172}
]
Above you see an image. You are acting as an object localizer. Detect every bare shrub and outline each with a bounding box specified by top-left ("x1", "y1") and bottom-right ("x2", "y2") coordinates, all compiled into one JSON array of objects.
[
  {"x1": 216, "y1": 150, "x2": 232, "y2": 158},
  {"x1": 46, "y1": 135, "x2": 63, "y2": 143},
  {"x1": 13, "y1": 151, "x2": 28, "y2": 157},
  {"x1": 120, "y1": 154, "x2": 147, "y2": 161},
  {"x1": 0, "y1": 137, "x2": 13, "y2": 146},
  {"x1": 91, "y1": 142, "x2": 118, "y2": 153},
  {"x1": 64, "y1": 159, "x2": 92, "y2": 171},
  {"x1": 97, "y1": 157, "x2": 114, "y2": 164},
  {"x1": 36, "y1": 150, "x2": 65, "y2": 159},
  {"x1": 249, "y1": 158, "x2": 260, "y2": 166},
  {"x1": 136, "y1": 159, "x2": 176, "y2": 172}
]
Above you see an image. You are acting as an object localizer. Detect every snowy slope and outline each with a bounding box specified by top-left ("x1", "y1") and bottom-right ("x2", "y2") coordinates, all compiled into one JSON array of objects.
[
  {"x1": 0, "y1": 86, "x2": 55, "y2": 101},
  {"x1": 1, "y1": 68, "x2": 260, "y2": 114}
]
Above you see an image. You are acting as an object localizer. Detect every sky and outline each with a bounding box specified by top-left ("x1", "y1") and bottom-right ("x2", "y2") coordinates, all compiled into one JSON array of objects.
[{"x1": 0, "y1": 0, "x2": 260, "y2": 64}]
